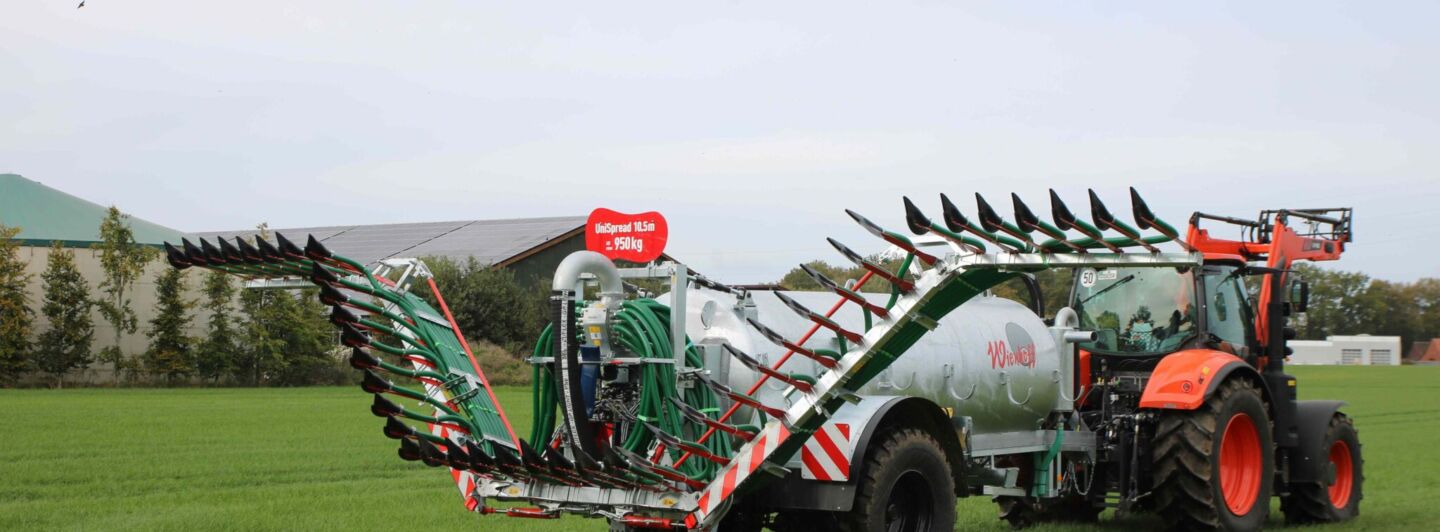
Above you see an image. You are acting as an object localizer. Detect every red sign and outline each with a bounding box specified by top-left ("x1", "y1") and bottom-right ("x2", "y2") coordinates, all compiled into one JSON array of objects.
[{"x1": 585, "y1": 208, "x2": 668, "y2": 263}]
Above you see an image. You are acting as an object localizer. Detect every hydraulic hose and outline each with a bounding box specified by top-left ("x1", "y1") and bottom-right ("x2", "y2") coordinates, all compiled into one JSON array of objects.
[{"x1": 551, "y1": 289, "x2": 599, "y2": 460}]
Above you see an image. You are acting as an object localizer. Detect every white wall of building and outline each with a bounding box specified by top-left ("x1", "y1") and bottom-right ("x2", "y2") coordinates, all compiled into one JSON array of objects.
[
  {"x1": 19, "y1": 245, "x2": 212, "y2": 383},
  {"x1": 1289, "y1": 340, "x2": 1339, "y2": 365},
  {"x1": 1287, "y1": 335, "x2": 1402, "y2": 366}
]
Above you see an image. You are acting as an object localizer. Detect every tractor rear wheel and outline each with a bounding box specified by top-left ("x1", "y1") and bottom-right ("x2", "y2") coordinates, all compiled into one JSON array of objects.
[
  {"x1": 1152, "y1": 378, "x2": 1273, "y2": 531},
  {"x1": 1281, "y1": 413, "x2": 1363, "y2": 524},
  {"x1": 841, "y1": 428, "x2": 956, "y2": 532}
]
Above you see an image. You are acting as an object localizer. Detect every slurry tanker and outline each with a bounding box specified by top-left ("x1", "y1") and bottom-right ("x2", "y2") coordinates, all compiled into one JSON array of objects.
[{"x1": 165, "y1": 189, "x2": 1362, "y2": 531}]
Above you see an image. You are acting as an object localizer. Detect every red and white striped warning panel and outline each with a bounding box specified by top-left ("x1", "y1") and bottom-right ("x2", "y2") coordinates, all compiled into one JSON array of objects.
[
  {"x1": 688, "y1": 421, "x2": 791, "y2": 527},
  {"x1": 800, "y1": 423, "x2": 853, "y2": 482},
  {"x1": 432, "y1": 422, "x2": 481, "y2": 511}
]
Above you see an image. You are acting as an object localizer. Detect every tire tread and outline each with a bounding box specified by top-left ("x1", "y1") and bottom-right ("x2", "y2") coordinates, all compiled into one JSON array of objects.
[
  {"x1": 1281, "y1": 414, "x2": 1364, "y2": 524},
  {"x1": 842, "y1": 427, "x2": 955, "y2": 532},
  {"x1": 1152, "y1": 378, "x2": 1270, "y2": 531}
]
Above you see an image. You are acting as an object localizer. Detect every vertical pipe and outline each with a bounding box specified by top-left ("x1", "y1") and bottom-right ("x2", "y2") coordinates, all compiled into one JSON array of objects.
[{"x1": 671, "y1": 263, "x2": 689, "y2": 375}]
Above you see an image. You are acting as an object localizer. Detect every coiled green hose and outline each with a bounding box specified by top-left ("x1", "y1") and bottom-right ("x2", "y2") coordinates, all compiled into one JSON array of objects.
[{"x1": 529, "y1": 298, "x2": 731, "y2": 480}]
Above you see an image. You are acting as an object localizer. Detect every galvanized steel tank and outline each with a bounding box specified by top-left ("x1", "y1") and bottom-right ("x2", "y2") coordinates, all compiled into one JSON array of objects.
[{"x1": 666, "y1": 289, "x2": 1061, "y2": 435}]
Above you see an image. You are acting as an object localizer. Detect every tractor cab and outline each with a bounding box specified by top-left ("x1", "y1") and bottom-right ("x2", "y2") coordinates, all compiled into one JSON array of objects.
[{"x1": 1071, "y1": 263, "x2": 1255, "y2": 359}]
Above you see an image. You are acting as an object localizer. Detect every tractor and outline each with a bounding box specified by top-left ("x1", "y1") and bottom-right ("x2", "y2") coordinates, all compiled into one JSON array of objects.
[
  {"x1": 991, "y1": 199, "x2": 1362, "y2": 530},
  {"x1": 163, "y1": 189, "x2": 1360, "y2": 531}
]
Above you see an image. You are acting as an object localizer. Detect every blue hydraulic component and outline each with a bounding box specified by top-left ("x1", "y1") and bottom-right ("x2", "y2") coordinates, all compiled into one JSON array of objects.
[{"x1": 580, "y1": 346, "x2": 601, "y2": 417}]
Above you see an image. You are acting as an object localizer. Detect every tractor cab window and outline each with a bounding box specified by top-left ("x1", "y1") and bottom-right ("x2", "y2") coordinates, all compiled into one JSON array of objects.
[
  {"x1": 1073, "y1": 266, "x2": 1197, "y2": 355},
  {"x1": 1203, "y1": 266, "x2": 1252, "y2": 356}
]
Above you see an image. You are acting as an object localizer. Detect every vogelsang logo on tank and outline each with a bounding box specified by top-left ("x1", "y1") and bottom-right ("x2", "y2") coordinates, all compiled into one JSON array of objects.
[
  {"x1": 586, "y1": 208, "x2": 668, "y2": 263},
  {"x1": 988, "y1": 323, "x2": 1038, "y2": 369}
]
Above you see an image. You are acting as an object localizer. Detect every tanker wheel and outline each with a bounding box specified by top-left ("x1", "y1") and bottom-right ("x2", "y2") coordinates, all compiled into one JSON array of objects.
[
  {"x1": 841, "y1": 428, "x2": 956, "y2": 532},
  {"x1": 1152, "y1": 378, "x2": 1273, "y2": 531},
  {"x1": 714, "y1": 498, "x2": 765, "y2": 532},
  {"x1": 1281, "y1": 413, "x2": 1363, "y2": 524}
]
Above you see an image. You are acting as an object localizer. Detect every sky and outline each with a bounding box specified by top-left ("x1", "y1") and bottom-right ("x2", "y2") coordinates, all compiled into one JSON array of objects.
[{"x1": 3, "y1": 1, "x2": 1437, "y2": 283}]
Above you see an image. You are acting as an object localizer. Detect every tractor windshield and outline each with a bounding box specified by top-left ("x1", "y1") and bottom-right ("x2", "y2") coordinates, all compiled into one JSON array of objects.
[{"x1": 1073, "y1": 266, "x2": 1197, "y2": 355}]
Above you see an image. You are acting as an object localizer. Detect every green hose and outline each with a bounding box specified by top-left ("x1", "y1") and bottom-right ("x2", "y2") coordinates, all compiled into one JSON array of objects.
[
  {"x1": 528, "y1": 298, "x2": 731, "y2": 481},
  {"x1": 1033, "y1": 429, "x2": 1065, "y2": 496},
  {"x1": 886, "y1": 253, "x2": 916, "y2": 310}
]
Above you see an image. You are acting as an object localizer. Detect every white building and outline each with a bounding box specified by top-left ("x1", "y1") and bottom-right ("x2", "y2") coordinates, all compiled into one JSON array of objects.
[{"x1": 1288, "y1": 335, "x2": 1402, "y2": 366}]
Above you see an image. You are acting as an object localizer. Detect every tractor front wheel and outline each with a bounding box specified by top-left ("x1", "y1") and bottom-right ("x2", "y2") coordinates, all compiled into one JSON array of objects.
[
  {"x1": 1281, "y1": 413, "x2": 1363, "y2": 524},
  {"x1": 1152, "y1": 378, "x2": 1273, "y2": 531}
]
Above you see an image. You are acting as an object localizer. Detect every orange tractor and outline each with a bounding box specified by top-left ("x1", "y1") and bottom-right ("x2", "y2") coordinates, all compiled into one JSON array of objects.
[{"x1": 1034, "y1": 201, "x2": 1361, "y2": 530}]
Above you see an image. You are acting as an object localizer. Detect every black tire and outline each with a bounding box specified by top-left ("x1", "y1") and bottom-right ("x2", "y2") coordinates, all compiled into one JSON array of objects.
[
  {"x1": 841, "y1": 428, "x2": 956, "y2": 532},
  {"x1": 716, "y1": 499, "x2": 765, "y2": 532},
  {"x1": 1152, "y1": 378, "x2": 1274, "y2": 531},
  {"x1": 1281, "y1": 413, "x2": 1363, "y2": 524}
]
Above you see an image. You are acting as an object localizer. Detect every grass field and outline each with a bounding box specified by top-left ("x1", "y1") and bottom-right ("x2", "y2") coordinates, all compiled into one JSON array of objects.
[{"x1": 1, "y1": 366, "x2": 1436, "y2": 531}]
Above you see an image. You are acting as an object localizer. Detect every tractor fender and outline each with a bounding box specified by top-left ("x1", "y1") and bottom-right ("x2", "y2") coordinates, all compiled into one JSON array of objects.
[
  {"x1": 760, "y1": 395, "x2": 964, "y2": 512},
  {"x1": 1288, "y1": 400, "x2": 1348, "y2": 484},
  {"x1": 1139, "y1": 349, "x2": 1266, "y2": 410}
]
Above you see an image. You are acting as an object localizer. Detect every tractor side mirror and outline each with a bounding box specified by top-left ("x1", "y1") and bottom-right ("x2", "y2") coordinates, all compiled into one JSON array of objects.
[{"x1": 1291, "y1": 280, "x2": 1310, "y2": 313}]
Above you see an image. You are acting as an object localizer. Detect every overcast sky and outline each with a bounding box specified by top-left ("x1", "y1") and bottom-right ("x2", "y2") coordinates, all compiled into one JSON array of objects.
[{"x1": 4, "y1": 1, "x2": 1437, "y2": 283}]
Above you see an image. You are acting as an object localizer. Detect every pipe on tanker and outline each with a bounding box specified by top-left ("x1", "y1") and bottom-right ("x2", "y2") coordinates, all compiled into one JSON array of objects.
[
  {"x1": 552, "y1": 251, "x2": 624, "y2": 305},
  {"x1": 1050, "y1": 306, "x2": 1094, "y2": 411},
  {"x1": 549, "y1": 251, "x2": 623, "y2": 461}
]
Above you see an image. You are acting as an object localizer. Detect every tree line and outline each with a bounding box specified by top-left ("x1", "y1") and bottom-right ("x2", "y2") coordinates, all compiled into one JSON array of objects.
[
  {"x1": 6, "y1": 208, "x2": 1433, "y2": 388},
  {"x1": 1292, "y1": 263, "x2": 1440, "y2": 349},
  {"x1": 776, "y1": 260, "x2": 1440, "y2": 349},
  {"x1": 0, "y1": 212, "x2": 343, "y2": 387},
  {"x1": 0, "y1": 210, "x2": 554, "y2": 388}
]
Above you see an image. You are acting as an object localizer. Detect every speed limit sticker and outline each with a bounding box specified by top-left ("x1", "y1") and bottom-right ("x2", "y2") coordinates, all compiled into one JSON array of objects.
[{"x1": 1079, "y1": 269, "x2": 1098, "y2": 287}]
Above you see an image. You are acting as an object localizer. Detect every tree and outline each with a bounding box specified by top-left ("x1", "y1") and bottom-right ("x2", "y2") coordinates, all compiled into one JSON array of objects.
[
  {"x1": 1407, "y1": 279, "x2": 1440, "y2": 344},
  {"x1": 776, "y1": 255, "x2": 1073, "y2": 318},
  {"x1": 195, "y1": 270, "x2": 237, "y2": 384},
  {"x1": 234, "y1": 287, "x2": 283, "y2": 386},
  {"x1": 143, "y1": 268, "x2": 194, "y2": 383},
  {"x1": 1292, "y1": 264, "x2": 1370, "y2": 340},
  {"x1": 0, "y1": 224, "x2": 34, "y2": 384},
  {"x1": 776, "y1": 255, "x2": 909, "y2": 294},
  {"x1": 34, "y1": 242, "x2": 94, "y2": 387},
  {"x1": 271, "y1": 289, "x2": 340, "y2": 386},
  {"x1": 422, "y1": 256, "x2": 548, "y2": 353},
  {"x1": 989, "y1": 270, "x2": 1072, "y2": 319},
  {"x1": 234, "y1": 287, "x2": 337, "y2": 386},
  {"x1": 1354, "y1": 280, "x2": 1417, "y2": 343},
  {"x1": 94, "y1": 206, "x2": 157, "y2": 382}
]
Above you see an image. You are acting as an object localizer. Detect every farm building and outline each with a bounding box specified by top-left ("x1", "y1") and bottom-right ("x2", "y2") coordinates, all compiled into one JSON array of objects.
[
  {"x1": 1407, "y1": 339, "x2": 1440, "y2": 364},
  {"x1": 1, "y1": 173, "x2": 197, "y2": 378},
  {"x1": 2, "y1": 173, "x2": 649, "y2": 382},
  {"x1": 1288, "y1": 335, "x2": 1403, "y2": 365}
]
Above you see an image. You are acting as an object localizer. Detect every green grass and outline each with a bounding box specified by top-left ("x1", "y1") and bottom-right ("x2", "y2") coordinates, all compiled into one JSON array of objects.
[{"x1": 0, "y1": 366, "x2": 1435, "y2": 531}]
